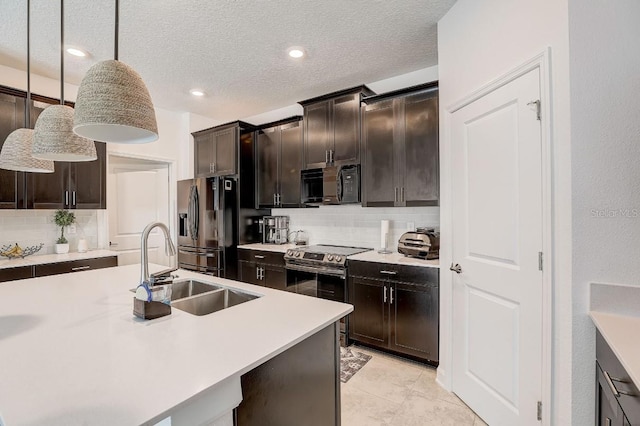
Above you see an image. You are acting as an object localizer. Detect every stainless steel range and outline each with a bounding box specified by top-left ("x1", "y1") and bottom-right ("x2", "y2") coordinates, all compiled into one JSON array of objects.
[{"x1": 284, "y1": 245, "x2": 372, "y2": 346}]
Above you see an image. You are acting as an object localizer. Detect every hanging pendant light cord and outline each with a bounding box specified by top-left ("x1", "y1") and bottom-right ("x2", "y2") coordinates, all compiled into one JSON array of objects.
[
  {"x1": 114, "y1": 0, "x2": 119, "y2": 60},
  {"x1": 25, "y1": 0, "x2": 31, "y2": 128},
  {"x1": 60, "y1": 0, "x2": 64, "y2": 105}
]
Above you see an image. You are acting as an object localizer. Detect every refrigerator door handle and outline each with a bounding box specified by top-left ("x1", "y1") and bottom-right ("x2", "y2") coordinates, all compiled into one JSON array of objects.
[
  {"x1": 213, "y1": 178, "x2": 220, "y2": 212},
  {"x1": 189, "y1": 184, "x2": 199, "y2": 241}
]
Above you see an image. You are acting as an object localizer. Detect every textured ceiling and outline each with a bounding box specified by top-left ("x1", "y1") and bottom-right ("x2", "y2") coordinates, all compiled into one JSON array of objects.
[{"x1": 0, "y1": 0, "x2": 455, "y2": 121}]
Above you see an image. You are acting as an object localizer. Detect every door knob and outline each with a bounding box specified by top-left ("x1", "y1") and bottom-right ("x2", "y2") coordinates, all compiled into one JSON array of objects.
[{"x1": 450, "y1": 263, "x2": 462, "y2": 274}]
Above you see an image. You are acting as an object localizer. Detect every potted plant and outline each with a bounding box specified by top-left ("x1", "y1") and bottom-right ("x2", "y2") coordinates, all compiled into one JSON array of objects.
[{"x1": 54, "y1": 209, "x2": 76, "y2": 254}]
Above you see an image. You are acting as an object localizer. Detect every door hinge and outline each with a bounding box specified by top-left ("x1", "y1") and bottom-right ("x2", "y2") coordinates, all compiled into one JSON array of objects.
[
  {"x1": 528, "y1": 100, "x2": 541, "y2": 120},
  {"x1": 538, "y1": 252, "x2": 543, "y2": 272},
  {"x1": 537, "y1": 401, "x2": 542, "y2": 421}
]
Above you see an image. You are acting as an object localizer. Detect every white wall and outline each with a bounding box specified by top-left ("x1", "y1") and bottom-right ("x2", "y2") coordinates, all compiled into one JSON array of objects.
[
  {"x1": 0, "y1": 210, "x2": 100, "y2": 254},
  {"x1": 569, "y1": 1, "x2": 640, "y2": 425},
  {"x1": 437, "y1": 1, "x2": 572, "y2": 424}
]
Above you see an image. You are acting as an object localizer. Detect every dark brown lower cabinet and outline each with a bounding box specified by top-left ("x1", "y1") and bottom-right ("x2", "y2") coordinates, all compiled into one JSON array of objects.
[
  {"x1": 1, "y1": 256, "x2": 118, "y2": 282},
  {"x1": 596, "y1": 330, "x2": 638, "y2": 425},
  {"x1": 235, "y1": 323, "x2": 340, "y2": 426},
  {"x1": 348, "y1": 260, "x2": 439, "y2": 364},
  {"x1": 0, "y1": 265, "x2": 34, "y2": 283},
  {"x1": 237, "y1": 249, "x2": 286, "y2": 291},
  {"x1": 33, "y1": 256, "x2": 117, "y2": 278}
]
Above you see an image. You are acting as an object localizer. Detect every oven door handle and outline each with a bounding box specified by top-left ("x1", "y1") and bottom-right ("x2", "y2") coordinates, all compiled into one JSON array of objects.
[{"x1": 285, "y1": 263, "x2": 346, "y2": 278}]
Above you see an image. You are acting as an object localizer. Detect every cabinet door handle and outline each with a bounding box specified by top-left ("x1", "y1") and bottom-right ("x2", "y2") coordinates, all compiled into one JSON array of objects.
[
  {"x1": 277, "y1": 193, "x2": 281, "y2": 205},
  {"x1": 71, "y1": 266, "x2": 91, "y2": 271},
  {"x1": 394, "y1": 187, "x2": 398, "y2": 203},
  {"x1": 325, "y1": 150, "x2": 329, "y2": 164},
  {"x1": 254, "y1": 255, "x2": 265, "y2": 259},
  {"x1": 380, "y1": 270, "x2": 397, "y2": 275},
  {"x1": 383, "y1": 286, "x2": 387, "y2": 303},
  {"x1": 65, "y1": 190, "x2": 69, "y2": 207},
  {"x1": 256, "y1": 267, "x2": 260, "y2": 281},
  {"x1": 400, "y1": 187, "x2": 405, "y2": 203},
  {"x1": 329, "y1": 149, "x2": 334, "y2": 164},
  {"x1": 604, "y1": 371, "x2": 635, "y2": 397},
  {"x1": 273, "y1": 193, "x2": 277, "y2": 205},
  {"x1": 72, "y1": 191, "x2": 76, "y2": 206},
  {"x1": 390, "y1": 287, "x2": 394, "y2": 304},
  {"x1": 260, "y1": 267, "x2": 265, "y2": 280}
]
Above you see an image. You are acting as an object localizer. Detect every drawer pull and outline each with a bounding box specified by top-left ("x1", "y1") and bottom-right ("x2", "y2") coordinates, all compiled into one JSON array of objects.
[
  {"x1": 71, "y1": 266, "x2": 91, "y2": 272},
  {"x1": 380, "y1": 270, "x2": 397, "y2": 275},
  {"x1": 254, "y1": 255, "x2": 265, "y2": 259}
]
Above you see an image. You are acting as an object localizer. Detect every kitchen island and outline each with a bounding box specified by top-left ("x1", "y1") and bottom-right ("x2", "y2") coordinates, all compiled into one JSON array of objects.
[{"x1": 0, "y1": 264, "x2": 351, "y2": 425}]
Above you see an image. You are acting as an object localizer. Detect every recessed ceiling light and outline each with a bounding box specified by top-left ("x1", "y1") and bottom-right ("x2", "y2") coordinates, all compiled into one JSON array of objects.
[
  {"x1": 190, "y1": 89, "x2": 205, "y2": 97},
  {"x1": 66, "y1": 47, "x2": 87, "y2": 57},
  {"x1": 288, "y1": 47, "x2": 305, "y2": 59}
]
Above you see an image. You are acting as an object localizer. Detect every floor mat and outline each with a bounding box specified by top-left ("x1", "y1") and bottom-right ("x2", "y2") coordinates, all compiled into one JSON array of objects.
[{"x1": 340, "y1": 347, "x2": 372, "y2": 383}]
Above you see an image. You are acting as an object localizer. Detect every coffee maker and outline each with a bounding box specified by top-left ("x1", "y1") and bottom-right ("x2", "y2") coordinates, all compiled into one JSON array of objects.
[{"x1": 262, "y1": 216, "x2": 290, "y2": 244}]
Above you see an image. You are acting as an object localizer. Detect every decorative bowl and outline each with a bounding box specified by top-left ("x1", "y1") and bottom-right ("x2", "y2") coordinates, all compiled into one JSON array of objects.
[{"x1": 0, "y1": 243, "x2": 44, "y2": 260}]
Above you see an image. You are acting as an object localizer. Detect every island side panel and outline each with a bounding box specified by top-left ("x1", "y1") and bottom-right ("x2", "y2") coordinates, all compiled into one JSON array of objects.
[{"x1": 235, "y1": 322, "x2": 341, "y2": 426}]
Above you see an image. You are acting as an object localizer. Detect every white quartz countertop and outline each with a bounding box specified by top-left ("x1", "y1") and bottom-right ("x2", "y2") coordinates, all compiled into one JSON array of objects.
[
  {"x1": 0, "y1": 264, "x2": 352, "y2": 425},
  {"x1": 590, "y1": 311, "x2": 640, "y2": 388},
  {"x1": 0, "y1": 249, "x2": 117, "y2": 270},
  {"x1": 237, "y1": 243, "x2": 298, "y2": 253},
  {"x1": 348, "y1": 250, "x2": 440, "y2": 268}
]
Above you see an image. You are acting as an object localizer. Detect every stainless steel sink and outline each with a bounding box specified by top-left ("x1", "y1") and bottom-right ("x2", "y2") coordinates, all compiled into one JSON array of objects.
[
  {"x1": 171, "y1": 287, "x2": 260, "y2": 316},
  {"x1": 170, "y1": 279, "x2": 221, "y2": 301}
]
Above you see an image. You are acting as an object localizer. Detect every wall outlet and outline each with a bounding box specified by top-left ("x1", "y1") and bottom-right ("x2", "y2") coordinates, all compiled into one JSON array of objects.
[
  {"x1": 68, "y1": 224, "x2": 77, "y2": 235},
  {"x1": 407, "y1": 222, "x2": 415, "y2": 231}
]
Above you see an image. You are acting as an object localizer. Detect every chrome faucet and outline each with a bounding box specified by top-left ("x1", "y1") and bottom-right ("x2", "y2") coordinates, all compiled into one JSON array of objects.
[{"x1": 140, "y1": 221, "x2": 178, "y2": 286}]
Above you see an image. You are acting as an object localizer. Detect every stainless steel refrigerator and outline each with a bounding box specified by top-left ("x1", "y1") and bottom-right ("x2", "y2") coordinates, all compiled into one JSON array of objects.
[{"x1": 177, "y1": 177, "x2": 266, "y2": 279}]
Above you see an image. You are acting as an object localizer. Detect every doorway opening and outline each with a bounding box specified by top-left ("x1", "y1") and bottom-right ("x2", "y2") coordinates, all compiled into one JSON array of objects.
[{"x1": 107, "y1": 154, "x2": 174, "y2": 267}]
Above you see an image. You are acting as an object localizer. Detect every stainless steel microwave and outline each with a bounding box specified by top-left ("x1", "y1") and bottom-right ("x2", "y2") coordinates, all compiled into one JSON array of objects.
[{"x1": 301, "y1": 164, "x2": 360, "y2": 205}]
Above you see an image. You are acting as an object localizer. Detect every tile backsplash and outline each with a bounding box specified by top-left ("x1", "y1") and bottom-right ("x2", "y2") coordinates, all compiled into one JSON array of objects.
[
  {"x1": 0, "y1": 210, "x2": 102, "y2": 255},
  {"x1": 274, "y1": 205, "x2": 440, "y2": 250}
]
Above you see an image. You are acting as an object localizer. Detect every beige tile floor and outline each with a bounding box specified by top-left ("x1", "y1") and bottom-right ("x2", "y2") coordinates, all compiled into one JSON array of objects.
[{"x1": 341, "y1": 346, "x2": 488, "y2": 426}]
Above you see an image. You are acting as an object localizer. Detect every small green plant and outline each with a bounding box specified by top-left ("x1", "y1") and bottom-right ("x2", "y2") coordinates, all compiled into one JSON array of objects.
[{"x1": 54, "y1": 209, "x2": 76, "y2": 244}]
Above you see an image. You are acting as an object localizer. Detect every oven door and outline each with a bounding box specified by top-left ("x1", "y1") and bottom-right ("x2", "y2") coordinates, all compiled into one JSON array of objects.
[
  {"x1": 286, "y1": 265, "x2": 349, "y2": 346},
  {"x1": 285, "y1": 264, "x2": 346, "y2": 303}
]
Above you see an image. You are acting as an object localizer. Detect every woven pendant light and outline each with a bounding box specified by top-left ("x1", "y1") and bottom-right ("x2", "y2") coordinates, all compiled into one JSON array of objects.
[
  {"x1": 0, "y1": 0, "x2": 54, "y2": 173},
  {"x1": 32, "y1": 0, "x2": 97, "y2": 161},
  {"x1": 73, "y1": 0, "x2": 158, "y2": 144},
  {"x1": 33, "y1": 105, "x2": 97, "y2": 161}
]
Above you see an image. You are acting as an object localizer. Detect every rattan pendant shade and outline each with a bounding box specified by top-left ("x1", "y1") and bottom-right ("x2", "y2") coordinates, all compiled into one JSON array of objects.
[
  {"x1": 33, "y1": 105, "x2": 97, "y2": 161},
  {"x1": 73, "y1": 59, "x2": 158, "y2": 144},
  {"x1": 0, "y1": 129, "x2": 54, "y2": 173}
]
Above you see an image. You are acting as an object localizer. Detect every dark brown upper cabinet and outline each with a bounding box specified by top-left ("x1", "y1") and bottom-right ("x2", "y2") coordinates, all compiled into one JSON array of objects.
[
  {"x1": 0, "y1": 92, "x2": 26, "y2": 209},
  {"x1": 256, "y1": 116, "x2": 303, "y2": 208},
  {"x1": 26, "y1": 141, "x2": 106, "y2": 209},
  {"x1": 361, "y1": 82, "x2": 439, "y2": 207},
  {"x1": 193, "y1": 121, "x2": 256, "y2": 178},
  {"x1": 0, "y1": 86, "x2": 104, "y2": 210},
  {"x1": 299, "y1": 85, "x2": 375, "y2": 169}
]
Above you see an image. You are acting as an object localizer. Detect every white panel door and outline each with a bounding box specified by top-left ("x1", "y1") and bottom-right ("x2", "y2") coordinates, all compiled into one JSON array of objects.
[
  {"x1": 451, "y1": 68, "x2": 543, "y2": 426},
  {"x1": 108, "y1": 167, "x2": 170, "y2": 267}
]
